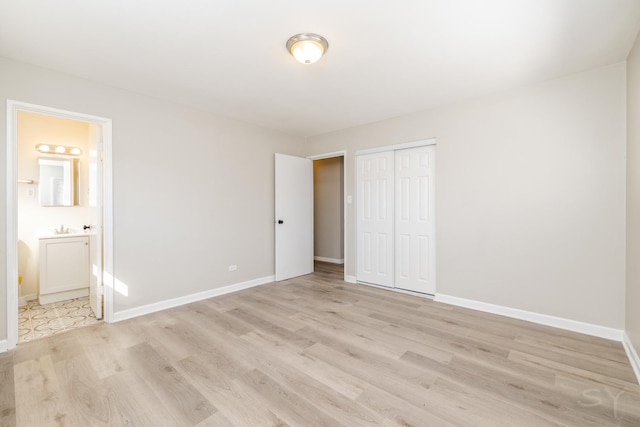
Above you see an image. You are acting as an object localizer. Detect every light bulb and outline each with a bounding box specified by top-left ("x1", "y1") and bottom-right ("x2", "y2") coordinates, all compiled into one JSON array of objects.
[
  {"x1": 291, "y1": 40, "x2": 324, "y2": 64},
  {"x1": 55, "y1": 146, "x2": 66, "y2": 154}
]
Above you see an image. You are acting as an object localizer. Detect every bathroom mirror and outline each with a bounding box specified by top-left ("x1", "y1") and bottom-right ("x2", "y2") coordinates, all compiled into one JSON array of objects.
[{"x1": 38, "y1": 157, "x2": 79, "y2": 207}]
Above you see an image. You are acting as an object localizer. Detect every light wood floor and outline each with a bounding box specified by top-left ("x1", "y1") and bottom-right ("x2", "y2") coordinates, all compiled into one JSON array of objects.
[{"x1": 1, "y1": 262, "x2": 639, "y2": 426}]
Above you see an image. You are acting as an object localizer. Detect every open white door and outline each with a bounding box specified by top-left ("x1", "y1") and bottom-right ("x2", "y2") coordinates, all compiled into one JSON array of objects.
[
  {"x1": 88, "y1": 125, "x2": 103, "y2": 319},
  {"x1": 275, "y1": 153, "x2": 313, "y2": 281}
]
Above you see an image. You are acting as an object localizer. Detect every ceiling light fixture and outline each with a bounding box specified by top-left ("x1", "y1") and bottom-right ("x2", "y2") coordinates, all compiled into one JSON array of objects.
[
  {"x1": 286, "y1": 33, "x2": 329, "y2": 64},
  {"x1": 36, "y1": 144, "x2": 83, "y2": 156}
]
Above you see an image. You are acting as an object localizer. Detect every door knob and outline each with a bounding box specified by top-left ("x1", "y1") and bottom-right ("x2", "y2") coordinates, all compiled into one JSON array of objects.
[{"x1": 278, "y1": 220, "x2": 284, "y2": 224}]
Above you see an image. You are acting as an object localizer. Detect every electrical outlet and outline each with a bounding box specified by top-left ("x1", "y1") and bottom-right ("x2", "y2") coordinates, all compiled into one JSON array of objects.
[
  {"x1": 228, "y1": 265, "x2": 237, "y2": 271},
  {"x1": 27, "y1": 188, "x2": 35, "y2": 198}
]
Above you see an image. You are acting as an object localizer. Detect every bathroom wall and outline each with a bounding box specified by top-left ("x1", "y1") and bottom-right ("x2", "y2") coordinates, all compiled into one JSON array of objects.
[
  {"x1": 313, "y1": 157, "x2": 344, "y2": 263},
  {"x1": 17, "y1": 111, "x2": 91, "y2": 299},
  {"x1": 307, "y1": 63, "x2": 627, "y2": 330}
]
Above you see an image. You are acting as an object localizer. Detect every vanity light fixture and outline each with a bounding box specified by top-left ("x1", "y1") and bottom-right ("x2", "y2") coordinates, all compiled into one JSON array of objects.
[
  {"x1": 36, "y1": 144, "x2": 83, "y2": 156},
  {"x1": 286, "y1": 33, "x2": 329, "y2": 64}
]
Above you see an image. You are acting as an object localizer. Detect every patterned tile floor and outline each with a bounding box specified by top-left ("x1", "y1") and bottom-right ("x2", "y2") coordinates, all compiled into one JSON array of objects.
[{"x1": 18, "y1": 296, "x2": 101, "y2": 344}]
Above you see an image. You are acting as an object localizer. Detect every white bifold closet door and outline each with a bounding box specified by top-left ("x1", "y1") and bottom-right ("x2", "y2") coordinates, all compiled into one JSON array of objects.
[{"x1": 357, "y1": 145, "x2": 436, "y2": 295}]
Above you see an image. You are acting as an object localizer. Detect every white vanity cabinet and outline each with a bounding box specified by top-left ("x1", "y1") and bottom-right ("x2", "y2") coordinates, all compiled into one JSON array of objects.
[{"x1": 39, "y1": 235, "x2": 90, "y2": 304}]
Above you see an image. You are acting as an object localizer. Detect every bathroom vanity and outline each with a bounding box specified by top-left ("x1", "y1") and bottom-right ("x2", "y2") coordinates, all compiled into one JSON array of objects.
[{"x1": 39, "y1": 232, "x2": 90, "y2": 304}]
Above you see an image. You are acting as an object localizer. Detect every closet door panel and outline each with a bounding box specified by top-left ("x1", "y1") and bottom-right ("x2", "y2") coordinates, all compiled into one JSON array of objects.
[
  {"x1": 356, "y1": 152, "x2": 395, "y2": 287},
  {"x1": 395, "y1": 146, "x2": 436, "y2": 294}
]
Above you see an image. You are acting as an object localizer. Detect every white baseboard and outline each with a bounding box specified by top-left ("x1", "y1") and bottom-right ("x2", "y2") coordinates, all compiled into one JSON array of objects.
[
  {"x1": 0, "y1": 340, "x2": 7, "y2": 353},
  {"x1": 622, "y1": 332, "x2": 640, "y2": 385},
  {"x1": 356, "y1": 280, "x2": 434, "y2": 299},
  {"x1": 39, "y1": 288, "x2": 89, "y2": 305},
  {"x1": 18, "y1": 293, "x2": 37, "y2": 307},
  {"x1": 344, "y1": 275, "x2": 357, "y2": 283},
  {"x1": 112, "y1": 275, "x2": 275, "y2": 323},
  {"x1": 434, "y1": 293, "x2": 623, "y2": 341},
  {"x1": 314, "y1": 256, "x2": 344, "y2": 264}
]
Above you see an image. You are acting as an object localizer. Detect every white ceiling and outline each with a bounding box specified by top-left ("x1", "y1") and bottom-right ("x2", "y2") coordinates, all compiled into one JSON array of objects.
[{"x1": 1, "y1": 0, "x2": 640, "y2": 137}]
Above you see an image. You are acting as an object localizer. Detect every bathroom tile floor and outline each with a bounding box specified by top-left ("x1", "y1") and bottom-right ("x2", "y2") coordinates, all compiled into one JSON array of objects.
[{"x1": 18, "y1": 296, "x2": 101, "y2": 343}]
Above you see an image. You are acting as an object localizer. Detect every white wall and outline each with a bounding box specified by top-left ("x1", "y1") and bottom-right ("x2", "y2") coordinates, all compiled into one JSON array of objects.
[
  {"x1": 0, "y1": 56, "x2": 629, "y2": 343},
  {"x1": 307, "y1": 63, "x2": 627, "y2": 329},
  {"x1": 627, "y1": 32, "x2": 640, "y2": 356},
  {"x1": 0, "y1": 57, "x2": 305, "y2": 341},
  {"x1": 313, "y1": 157, "x2": 344, "y2": 262}
]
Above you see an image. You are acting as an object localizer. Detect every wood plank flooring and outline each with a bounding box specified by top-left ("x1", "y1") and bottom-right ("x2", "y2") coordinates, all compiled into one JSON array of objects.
[{"x1": 1, "y1": 261, "x2": 639, "y2": 426}]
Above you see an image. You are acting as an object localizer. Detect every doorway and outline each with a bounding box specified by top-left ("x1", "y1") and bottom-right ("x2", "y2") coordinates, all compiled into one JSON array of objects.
[
  {"x1": 309, "y1": 151, "x2": 346, "y2": 281},
  {"x1": 313, "y1": 156, "x2": 344, "y2": 266},
  {"x1": 274, "y1": 151, "x2": 347, "y2": 282},
  {"x1": 5, "y1": 101, "x2": 114, "y2": 350}
]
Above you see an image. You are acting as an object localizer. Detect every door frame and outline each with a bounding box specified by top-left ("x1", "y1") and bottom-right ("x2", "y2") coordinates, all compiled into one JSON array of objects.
[
  {"x1": 5, "y1": 100, "x2": 114, "y2": 350},
  {"x1": 307, "y1": 150, "x2": 347, "y2": 283}
]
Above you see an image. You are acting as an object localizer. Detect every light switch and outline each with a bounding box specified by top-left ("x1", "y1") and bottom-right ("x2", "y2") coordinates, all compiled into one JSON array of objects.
[
  {"x1": 347, "y1": 195, "x2": 353, "y2": 204},
  {"x1": 27, "y1": 188, "x2": 35, "y2": 198}
]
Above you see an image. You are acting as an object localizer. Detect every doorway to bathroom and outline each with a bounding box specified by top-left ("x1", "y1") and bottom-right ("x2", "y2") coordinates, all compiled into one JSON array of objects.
[{"x1": 5, "y1": 101, "x2": 114, "y2": 350}]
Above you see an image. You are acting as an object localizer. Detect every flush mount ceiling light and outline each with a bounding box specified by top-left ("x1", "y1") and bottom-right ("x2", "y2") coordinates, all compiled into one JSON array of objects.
[{"x1": 286, "y1": 33, "x2": 329, "y2": 64}]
